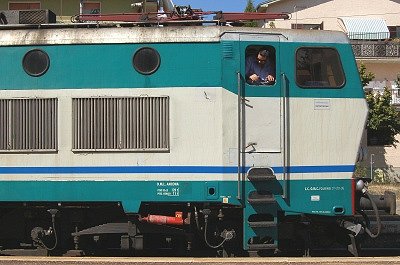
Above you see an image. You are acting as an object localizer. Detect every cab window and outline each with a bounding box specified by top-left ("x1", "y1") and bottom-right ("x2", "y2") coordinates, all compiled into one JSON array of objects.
[
  {"x1": 245, "y1": 45, "x2": 276, "y2": 86},
  {"x1": 296, "y1": 47, "x2": 345, "y2": 88}
]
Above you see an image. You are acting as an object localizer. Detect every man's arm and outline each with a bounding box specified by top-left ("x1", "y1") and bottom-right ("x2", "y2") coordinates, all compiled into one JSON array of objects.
[
  {"x1": 246, "y1": 57, "x2": 261, "y2": 82},
  {"x1": 266, "y1": 63, "x2": 276, "y2": 82},
  {"x1": 245, "y1": 57, "x2": 253, "y2": 79}
]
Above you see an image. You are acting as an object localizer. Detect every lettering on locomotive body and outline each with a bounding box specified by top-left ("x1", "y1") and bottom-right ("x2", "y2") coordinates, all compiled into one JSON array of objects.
[
  {"x1": 311, "y1": 210, "x2": 331, "y2": 214},
  {"x1": 157, "y1": 182, "x2": 179, "y2": 187},
  {"x1": 156, "y1": 182, "x2": 180, "y2": 197},
  {"x1": 314, "y1": 99, "x2": 331, "y2": 110},
  {"x1": 304, "y1": 186, "x2": 345, "y2": 191}
]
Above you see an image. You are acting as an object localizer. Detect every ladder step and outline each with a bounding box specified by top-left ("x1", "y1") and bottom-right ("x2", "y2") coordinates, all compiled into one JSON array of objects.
[
  {"x1": 247, "y1": 197, "x2": 275, "y2": 204},
  {"x1": 247, "y1": 167, "x2": 276, "y2": 182},
  {"x1": 247, "y1": 191, "x2": 276, "y2": 204},
  {"x1": 248, "y1": 243, "x2": 278, "y2": 250},
  {"x1": 247, "y1": 174, "x2": 276, "y2": 182},
  {"x1": 248, "y1": 221, "x2": 277, "y2": 228}
]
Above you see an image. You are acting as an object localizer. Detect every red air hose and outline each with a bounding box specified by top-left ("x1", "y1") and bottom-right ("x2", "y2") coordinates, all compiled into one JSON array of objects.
[{"x1": 140, "y1": 212, "x2": 184, "y2": 226}]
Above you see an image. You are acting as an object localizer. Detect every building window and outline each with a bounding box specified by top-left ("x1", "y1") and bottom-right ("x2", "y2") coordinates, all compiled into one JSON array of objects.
[
  {"x1": 388, "y1": 26, "x2": 400, "y2": 38},
  {"x1": 291, "y1": 23, "x2": 323, "y2": 30},
  {"x1": 296, "y1": 47, "x2": 345, "y2": 88},
  {"x1": 82, "y1": 2, "x2": 100, "y2": 14},
  {"x1": 9, "y1": 2, "x2": 40, "y2": 10},
  {"x1": 245, "y1": 45, "x2": 276, "y2": 86},
  {"x1": 72, "y1": 97, "x2": 169, "y2": 152},
  {"x1": 0, "y1": 98, "x2": 58, "y2": 152}
]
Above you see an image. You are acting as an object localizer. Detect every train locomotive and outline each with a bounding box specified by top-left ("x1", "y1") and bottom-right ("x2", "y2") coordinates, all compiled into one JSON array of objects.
[{"x1": 0, "y1": 8, "x2": 397, "y2": 257}]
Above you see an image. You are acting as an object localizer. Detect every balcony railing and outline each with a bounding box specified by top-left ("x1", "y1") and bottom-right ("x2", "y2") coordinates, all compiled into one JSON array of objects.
[
  {"x1": 349, "y1": 31, "x2": 400, "y2": 58},
  {"x1": 352, "y1": 41, "x2": 400, "y2": 58},
  {"x1": 348, "y1": 32, "x2": 391, "y2": 40}
]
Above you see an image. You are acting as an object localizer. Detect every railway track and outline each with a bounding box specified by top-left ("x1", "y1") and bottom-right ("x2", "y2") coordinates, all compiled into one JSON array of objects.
[
  {"x1": 0, "y1": 257, "x2": 399, "y2": 265},
  {"x1": 1, "y1": 237, "x2": 400, "y2": 263}
]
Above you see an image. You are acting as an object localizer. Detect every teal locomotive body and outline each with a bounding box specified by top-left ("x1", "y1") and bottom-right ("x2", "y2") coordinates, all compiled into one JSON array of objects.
[{"x1": 0, "y1": 24, "x2": 370, "y2": 256}]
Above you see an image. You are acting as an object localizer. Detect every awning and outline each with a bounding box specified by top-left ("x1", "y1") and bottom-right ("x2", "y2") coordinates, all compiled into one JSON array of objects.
[
  {"x1": 256, "y1": 0, "x2": 283, "y2": 12},
  {"x1": 338, "y1": 17, "x2": 390, "y2": 40}
]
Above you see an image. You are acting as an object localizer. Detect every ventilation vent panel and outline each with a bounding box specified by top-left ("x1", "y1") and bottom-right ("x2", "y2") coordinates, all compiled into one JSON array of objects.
[
  {"x1": 72, "y1": 97, "x2": 169, "y2": 152},
  {"x1": 222, "y1": 41, "x2": 234, "y2": 59},
  {"x1": 0, "y1": 98, "x2": 58, "y2": 152}
]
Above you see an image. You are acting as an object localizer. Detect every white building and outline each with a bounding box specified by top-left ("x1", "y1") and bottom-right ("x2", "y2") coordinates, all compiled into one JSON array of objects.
[{"x1": 258, "y1": 0, "x2": 400, "y2": 182}]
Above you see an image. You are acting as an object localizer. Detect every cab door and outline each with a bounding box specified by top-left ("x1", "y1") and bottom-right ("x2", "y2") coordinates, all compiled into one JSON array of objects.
[{"x1": 239, "y1": 34, "x2": 282, "y2": 154}]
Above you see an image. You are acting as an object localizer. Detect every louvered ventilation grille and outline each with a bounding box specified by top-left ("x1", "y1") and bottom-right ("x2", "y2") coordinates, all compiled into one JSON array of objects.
[
  {"x1": 0, "y1": 98, "x2": 58, "y2": 152},
  {"x1": 72, "y1": 97, "x2": 169, "y2": 151},
  {"x1": 222, "y1": 42, "x2": 234, "y2": 59},
  {"x1": 19, "y1": 10, "x2": 46, "y2": 24}
]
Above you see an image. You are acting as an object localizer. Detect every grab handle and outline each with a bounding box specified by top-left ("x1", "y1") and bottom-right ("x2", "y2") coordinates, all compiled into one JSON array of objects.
[{"x1": 237, "y1": 72, "x2": 242, "y2": 200}]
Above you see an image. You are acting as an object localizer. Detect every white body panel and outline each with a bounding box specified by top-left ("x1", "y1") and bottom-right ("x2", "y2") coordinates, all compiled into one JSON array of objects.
[
  {"x1": 289, "y1": 98, "x2": 367, "y2": 166},
  {"x1": 0, "y1": 88, "x2": 366, "y2": 181},
  {"x1": 243, "y1": 93, "x2": 281, "y2": 153}
]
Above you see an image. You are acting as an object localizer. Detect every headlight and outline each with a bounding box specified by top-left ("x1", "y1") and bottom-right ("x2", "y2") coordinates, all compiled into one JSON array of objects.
[{"x1": 356, "y1": 179, "x2": 365, "y2": 191}]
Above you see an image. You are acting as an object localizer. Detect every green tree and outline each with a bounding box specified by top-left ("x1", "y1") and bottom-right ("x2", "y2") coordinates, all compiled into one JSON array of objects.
[
  {"x1": 359, "y1": 62, "x2": 375, "y2": 87},
  {"x1": 359, "y1": 64, "x2": 400, "y2": 147},
  {"x1": 244, "y1": 0, "x2": 257, "y2": 27},
  {"x1": 365, "y1": 87, "x2": 400, "y2": 146},
  {"x1": 245, "y1": 0, "x2": 256, "y2": 12}
]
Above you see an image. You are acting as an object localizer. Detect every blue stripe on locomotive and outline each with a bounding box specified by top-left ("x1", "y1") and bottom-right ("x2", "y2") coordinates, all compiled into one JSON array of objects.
[{"x1": 0, "y1": 41, "x2": 364, "y2": 99}]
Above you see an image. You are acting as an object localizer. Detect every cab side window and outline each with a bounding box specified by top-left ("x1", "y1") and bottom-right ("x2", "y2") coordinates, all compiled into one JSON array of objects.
[
  {"x1": 296, "y1": 47, "x2": 345, "y2": 88},
  {"x1": 245, "y1": 45, "x2": 276, "y2": 86}
]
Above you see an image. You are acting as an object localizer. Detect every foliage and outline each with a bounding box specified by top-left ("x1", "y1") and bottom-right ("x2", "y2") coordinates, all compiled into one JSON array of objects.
[
  {"x1": 244, "y1": 0, "x2": 256, "y2": 12},
  {"x1": 395, "y1": 74, "x2": 400, "y2": 89},
  {"x1": 365, "y1": 87, "x2": 400, "y2": 146},
  {"x1": 354, "y1": 163, "x2": 367, "y2": 178},
  {"x1": 359, "y1": 62, "x2": 375, "y2": 87},
  {"x1": 244, "y1": 0, "x2": 257, "y2": 27},
  {"x1": 269, "y1": 21, "x2": 276, "y2": 28},
  {"x1": 372, "y1": 168, "x2": 390, "y2": 184},
  {"x1": 358, "y1": 63, "x2": 400, "y2": 147}
]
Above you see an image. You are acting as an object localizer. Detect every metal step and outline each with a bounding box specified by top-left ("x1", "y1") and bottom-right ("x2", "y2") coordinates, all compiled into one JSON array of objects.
[
  {"x1": 248, "y1": 221, "x2": 277, "y2": 228},
  {"x1": 247, "y1": 191, "x2": 276, "y2": 204},
  {"x1": 248, "y1": 243, "x2": 278, "y2": 250},
  {"x1": 247, "y1": 167, "x2": 276, "y2": 182},
  {"x1": 247, "y1": 174, "x2": 276, "y2": 182}
]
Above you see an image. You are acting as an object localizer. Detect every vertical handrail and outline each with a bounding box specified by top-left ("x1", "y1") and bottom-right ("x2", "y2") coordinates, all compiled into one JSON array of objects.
[
  {"x1": 237, "y1": 72, "x2": 242, "y2": 200},
  {"x1": 281, "y1": 73, "x2": 288, "y2": 199}
]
